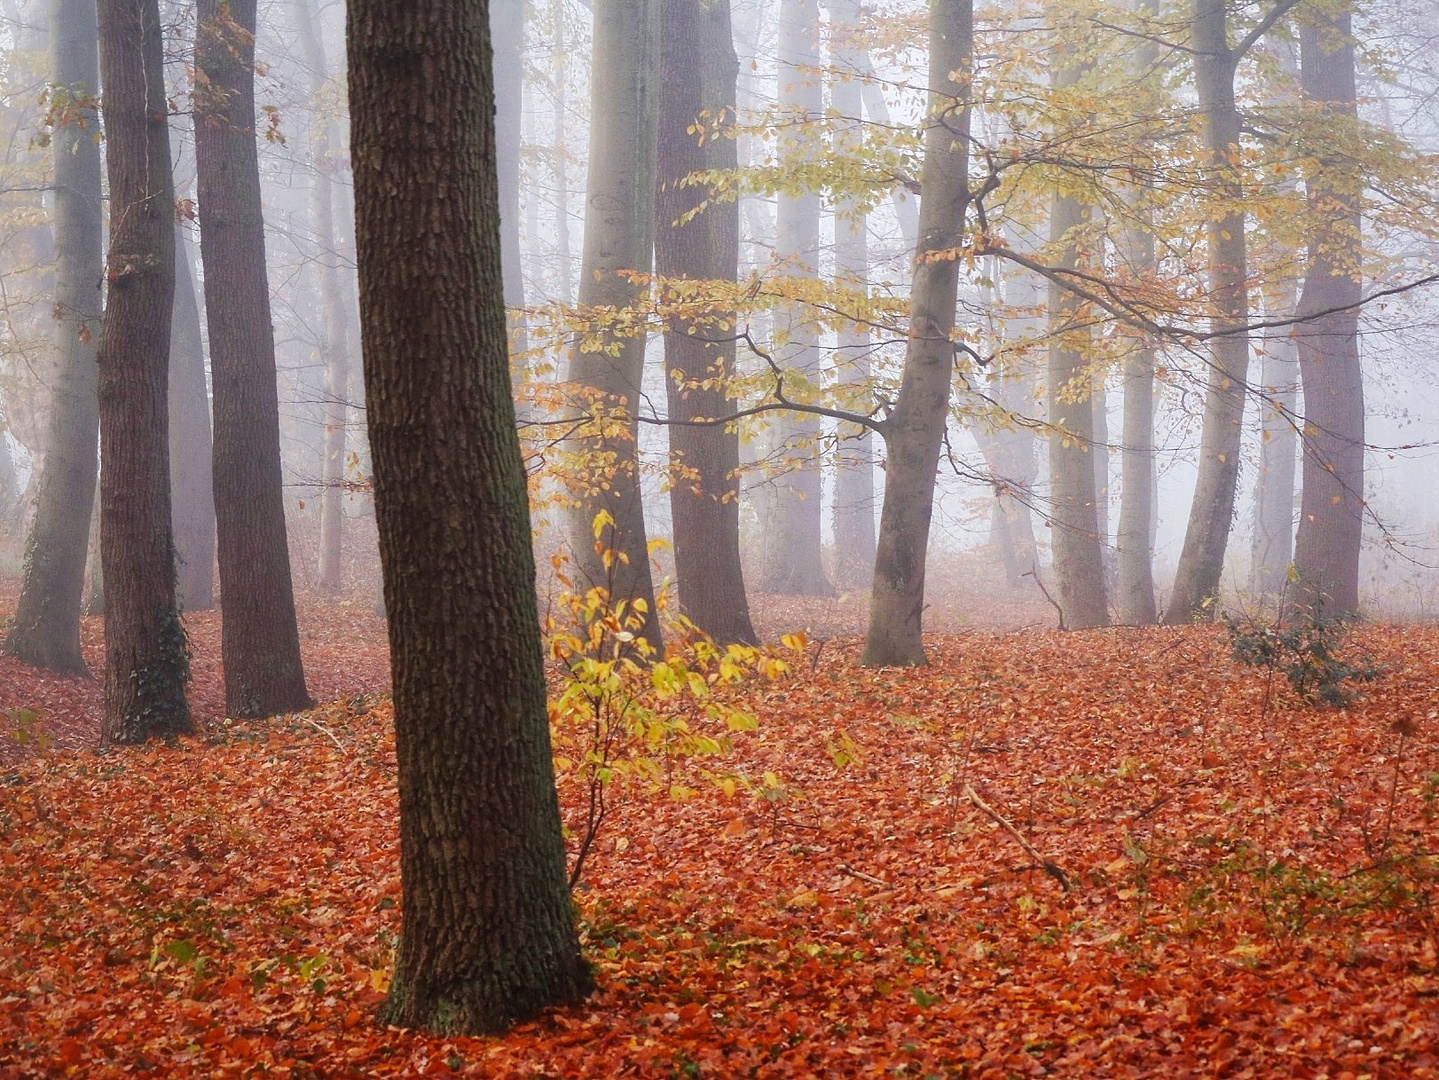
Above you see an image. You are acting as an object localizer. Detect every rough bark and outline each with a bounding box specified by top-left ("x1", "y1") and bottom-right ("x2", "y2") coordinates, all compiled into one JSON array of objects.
[
  {"x1": 655, "y1": 0, "x2": 757, "y2": 645},
  {"x1": 5, "y1": 0, "x2": 102, "y2": 676},
  {"x1": 169, "y1": 223, "x2": 216, "y2": 610},
  {"x1": 96, "y1": 0, "x2": 193, "y2": 743},
  {"x1": 1164, "y1": 0, "x2": 1249, "y2": 622},
  {"x1": 1292, "y1": 8, "x2": 1363, "y2": 617},
  {"x1": 862, "y1": 0, "x2": 971, "y2": 666},
  {"x1": 348, "y1": 0, "x2": 593, "y2": 1034},
  {"x1": 829, "y1": 0, "x2": 877, "y2": 587},
  {"x1": 761, "y1": 0, "x2": 832, "y2": 597},
  {"x1": 194, "y1": 0, "x2": 309, "y2": 717},
  {"x1": 565, "y1": 0, "x2": 663, "y2": 651}
]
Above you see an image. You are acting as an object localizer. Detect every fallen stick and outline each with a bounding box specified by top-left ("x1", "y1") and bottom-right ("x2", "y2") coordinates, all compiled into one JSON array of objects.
[
  {"x1": 837, "y1": 863, "x2": 889, "y2": 888},
  {"x1": 963, "y1": 784, "x2": 1072, "y2": 892},
  {"x1": 305, "y1": 718, "x2": 346, "y2": 753}
]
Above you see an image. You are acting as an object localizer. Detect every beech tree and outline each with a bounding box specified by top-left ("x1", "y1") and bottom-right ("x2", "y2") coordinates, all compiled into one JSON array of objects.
[
  {"x1": 194, "y1": 0, "x2": 309, "y2": 717},
  {"x1": 169, "y1": 221, "x2": 216, "y2": 611},
  {"x1": 96, "y1": 0, "x2": 192, "y2": 743},
  {"x1": 348, "y1": 0, "x2": 592, "y2": 1034},
  {"x1": 4, "y1": 0, "x2": 102, "y2": 675}
]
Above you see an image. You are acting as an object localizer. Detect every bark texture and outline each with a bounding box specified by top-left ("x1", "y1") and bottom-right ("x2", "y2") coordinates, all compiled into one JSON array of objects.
[
  {"x1": 565, "y1": 0, "x2": 663, "y2": 651},
  {"x1": 862, "y1": 0, "x2": 971, "y2": 666},
  {"x1": 5, "y1": 0, "x2": 102, "y2": 675},
  {"x1": 347, "y1": 0, "x2": 593, "y2": 1034},
  {"x1": 96, "y1": 0, "x2": 192, "y2": 743},
  {"x1": 655, "y1": 0, "x2": 757, "y2": 645},
  {"x1": 195, "y1": 0, "x2": 309, "y2": 717},
  {"x1": 1164, "y1": 0, "x2": 1249, "y2": 622},
  {"x1": 1292, "y1": 8, "x2": 1363, "y2": 617}
]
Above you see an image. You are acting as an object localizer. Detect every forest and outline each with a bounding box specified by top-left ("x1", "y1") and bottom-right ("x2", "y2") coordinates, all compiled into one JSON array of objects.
[{"x1": 1, "y1": 0, "x2": 1438, "y2": 1074}]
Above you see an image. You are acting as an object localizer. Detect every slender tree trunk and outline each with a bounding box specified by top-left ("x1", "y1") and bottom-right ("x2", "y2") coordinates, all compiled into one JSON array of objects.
[
  {"x1": 830, "y1": 0, "x2": 876, "y2": 587},
  {"x1": 564, "y1": 0, "x2": 663, "y2": 651},
  {"x1": 656, "y1": 0, "x2": 757, "y2": 645},
  {"x1": 348, "y1": 0, "x2": 593, "y2": 1034},
  {"x1": 194, "y1": 0, "x2": 309, "y2": 716},
  {"x1": 169, "y1": 222, "x2": 216, "y2": 610},
  {"x1": 1116, "y1": 219, "x2": 1158, "y2": 623},
  {"x1": 1250, "y1": 275, "x2": 1299, "y2": 595},
  {"x1": 762, "y1": 0, "x2": 831, "y2": 597},
  {"x1": 96, "y1": 0, "x2": 192, "y2": 742},
  {"x1": 492, "y1": 0, "x2": 526, "y2": 337},
  {"x1": 1164, "y1": 0, "x2": 1248, "y2": 622},
  {"x1": 862, "y1": 0, "x2": 971, "y2": 666},
  {"x1": 4, "y1": 0, "x2": 101, "y2": 676},
  {"x1": 1292, "y1": 7, "x2": 1363, "y2": 617}
]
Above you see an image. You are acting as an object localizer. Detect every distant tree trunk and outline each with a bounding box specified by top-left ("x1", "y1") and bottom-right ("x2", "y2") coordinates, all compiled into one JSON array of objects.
[
  {"x1": 762, "y1": 0, "x2": 831, "y2": 597},
  {"x1": 492, "y1": 0, "x2": 526, "y2": 336},
  {"x1": 655, "y1": 0, "x2": 757, "y2": 645},
  {"x1": 294, "y1": 0, "x2": 350, "y2": 596},
  {"x1": 1164, "y1": 0, "x2": 1249, "y2": 622},
  {"x1": 829, "y1": 0, "x2": 877, "y2": 587},
  {"x1": 1250, "y1": 275, "x2": 1299, "y2": 596},
  {"x1": 194, "y1": 0, "x2": 310, "y2": 717},
  {"x1": 862, "y1": 0, "x2": 971, "y2": 666},
  {"x1": 1292, "y1": 7, "x2": 1363, "y2": 617},
  {"x1": 169, "y1": 222, "x2": 216, "y2": 610},
  {"x1": 565, "y1": 0, "x2": 663, "y2": 651},
  {"x1": 96, "y1": 0, "x2": 192, "y2": 743},
  {"x1": 4, "y1": 0, "x2": 102, "y2": 676},
  {"x1": 348, "y1": 0, "x2": 593, "y2": 1034},
  {"x1": 1115, "y1": 217, "x2": 1158, "y2": 623}
]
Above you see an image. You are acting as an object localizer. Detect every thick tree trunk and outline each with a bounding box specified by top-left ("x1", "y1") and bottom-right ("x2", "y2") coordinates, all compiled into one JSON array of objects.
[
  {"x1": 96, "y1": 0, "x2": 192, "y2": 743},
  {"x1": 862, "y1": 0, "x2": 971, "y2": 666},
  {"x1": 194, "y1": 0, "x2": 310, "y2": 717},
  {"x1": 348, "y1": 0, "x2": 593, "y2": 1034},
  {"x1": 1164, "y1": 0, "x2": 1248, "y2": 623},
  {"x1": 761, "y1": 0, "x2": 832, "y2": 597},
  {"x1": 5, "y1": 0, "x2": 102, "y2": 676},
  {"x1": 169, "y1": 223, "x2": 216, "y2": 610},
  {"x1": 1292, "y1": 8, "x2": 1363, "y2": 617},
  {"x1": 830, "y1": 0, "x2": 877, "y2": 587},
  {"x1": 656, "y1": 0, "x2": 757, "y2": 645},
  {"x1": 565, "y1": 0, "x2": 664, "y2": 651}
]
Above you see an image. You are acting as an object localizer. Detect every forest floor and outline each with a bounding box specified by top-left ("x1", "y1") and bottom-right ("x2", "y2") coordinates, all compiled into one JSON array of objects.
[{"x1": 2, "y1": 571, "x2": 1438, "y2": 1077}]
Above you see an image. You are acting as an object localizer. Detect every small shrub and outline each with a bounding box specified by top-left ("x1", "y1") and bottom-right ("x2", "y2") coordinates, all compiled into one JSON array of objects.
[{"x1": 1223, "y1": 605, "x2": 1383, "y2": 707}]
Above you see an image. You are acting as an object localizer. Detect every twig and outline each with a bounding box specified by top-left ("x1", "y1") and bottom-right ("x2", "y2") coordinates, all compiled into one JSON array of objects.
[
  {"x1": 838, "y1": 863, "x2": 889, "y2": 888},
  {"x1": 964, "y1": 784, "x2": 1072, "y2": 892},
  {"x1": 305, "y1": 718, "x2": 345, "y2": 753},
  {"x1": 1024, "y1": 564, "x2": 1065, "y2": 631}
]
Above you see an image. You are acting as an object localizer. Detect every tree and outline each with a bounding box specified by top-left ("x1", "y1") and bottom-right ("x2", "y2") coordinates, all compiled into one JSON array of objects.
[
  {"x1": 96, "y1": 0, "x2": 192, "y2": 743},
  {"x1": 4, "y1": 0, "x2": 102, "y2": 675},
  {"x1": 169, "y1": 221, "x2": 216, "y2": 610},
  {"x1": 347, "y1": 0, "x2": 593, "y2": 1034},
  {"x1": 1292, "y1": 4, "x2": 1363, "y2": 617},
  {"x1": 862, "y1": 0, "x2": 972, "y2": 666},
  {"x1": 565, "y1": 0, "x2": 663, "y2": 651},
  {"x1": 194, "y1": 0, "x2": 309, "y2": 717},
  {"x1": 655, "y1": 0, "x2": 758, "y2": 645}
]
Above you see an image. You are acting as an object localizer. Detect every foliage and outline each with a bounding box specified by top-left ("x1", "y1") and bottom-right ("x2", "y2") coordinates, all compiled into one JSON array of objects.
[{"x1": 1223, "y1": 604, "x2": 1385, "y2": 706}]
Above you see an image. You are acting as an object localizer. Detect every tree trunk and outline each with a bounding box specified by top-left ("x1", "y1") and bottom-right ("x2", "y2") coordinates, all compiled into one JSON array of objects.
[
  {"x1": 829, "y1": 0, "x2": 877, "y2": 587},
  {"x1": 1115, "y1": 216, "x2": 1158, "y2": 623},
  {"x1": 348, "y1": 0, "x2": 593, "y2": 1034},
  {"x1": 862, "y1": 0, "x2": 971, "y2": 666},
  {"x1": 1292, "y1": 7, "x2": 1363, "y2": 618},
  {"x1": 1164, "y1": 0, "x2": 1248, "y2": 623},
  {"x1": 761, "y1": 0, "x2": 831, "y2": 598},
  {"x1": 194, "y1": 0, "x2": 310, "y2": 717},
  {"x1": 564, "y1": 0, "x2": 663, "y2": 651},
  {"x1": 655, "y1": 0, "x2": 758, "y2": 645},
  {"x1": 96, "y1": 0, "x2": 192, "y2": 743},
  {"x1": 492, "y1": 0, "x2": 526, "y2": 332},
  {"x1": 4, "y1": 0, "x2": 102, "y2": 676},
  {"x1": 1250, "y1": 275, "x2": 1299, "y2": 596},
  {"x1": 169, "y1": 222, "x2": 216, "y2": 610}
]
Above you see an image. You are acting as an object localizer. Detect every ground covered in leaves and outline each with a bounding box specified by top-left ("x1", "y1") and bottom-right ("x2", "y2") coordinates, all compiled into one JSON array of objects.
[{"x1": 2, "y1": 584, "x2": 1438, "y2": 1076}]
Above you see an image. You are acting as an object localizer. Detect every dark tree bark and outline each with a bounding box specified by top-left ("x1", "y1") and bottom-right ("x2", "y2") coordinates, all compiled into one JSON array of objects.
[
  {"x1": 655, "y1": 0, "x2": 757, "y2": 646},
  {"x1": 96, "y1": 0, "x2": 192, "y2": 743},
  {"x1": 194, "y1": 0, "x2": 309, "y2": 717},
  {"x1": 565, "y1": 0, "x2": 664, "y2": 652},
  {"x1": 169, "y1": 223, "x2": 216, "y2": 610},
  {"x1": 1292, "y1": 7, "x2": 1363, "y2": 617},
  {"x1": 862, "y1": 0, "x2": 971, "y2": 666},
  {"x1": 5, "y1": 0, "x2": 102, "y2": 676},
  {"x1": 347, "y1": 0, "x2": 593, "y2": 1034}
]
